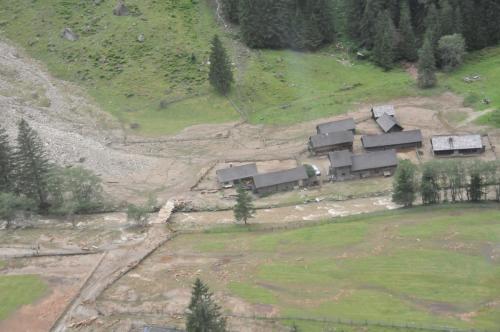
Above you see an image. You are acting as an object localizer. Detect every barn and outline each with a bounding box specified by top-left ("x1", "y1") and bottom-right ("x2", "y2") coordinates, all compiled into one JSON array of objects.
[
  {"x1": 362, "y1": 130, "x2": 423, "y2": 151},
  {"x1": 216, "y1": 163, "x2": 258, "y2": 188},
  {"x1": 376, "y1": 113, "x2": 403, "y2": 133},
  {"x1": 431, "y1": 135, "x2": 485, "y2": 156},
  {"x1": 316, "y1": 118, "x2": 356, "y2": 134},
  {"x1": 309, "y1": 130, "x2": 354, "y2": 155},
  {"x1": 252, "y1": 166, "x2": 309, "y2": 195},
  {"x1": 371, "y1": 105, "x2": 396, "y2": 119},
  {"x1": 329, "y1": 150, "x2": 398, "y2": 181}
]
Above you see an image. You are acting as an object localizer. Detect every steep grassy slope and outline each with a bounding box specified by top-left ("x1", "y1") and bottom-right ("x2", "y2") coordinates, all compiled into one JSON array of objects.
[
  {"x1": 0, "y1": 0, "x2": 423, "y2": 135},
  {"x1": 167, "y1": 204, "x2": 500, "y2": 331}
]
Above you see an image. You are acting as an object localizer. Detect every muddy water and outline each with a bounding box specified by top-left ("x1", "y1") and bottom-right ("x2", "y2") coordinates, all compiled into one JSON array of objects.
[{"x1": 170, "y1": 195, "x2": 399, "y2": 229}]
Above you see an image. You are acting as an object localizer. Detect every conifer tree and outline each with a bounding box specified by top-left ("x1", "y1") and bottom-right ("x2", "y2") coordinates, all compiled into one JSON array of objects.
[
  {"x1": 398, "y1": 0, "x2": 418, "y2": 62},
  {"x1": 373, "y1": 10, "x2": 396, "y2": 70},
  {"x1": 14, "y1": 119, "x2": 52, "y2": 209},
  {"x1": 186, "y1": 279, "x2": 227, "y2": 332},
  {"x1": 420, "y1": 163, "x2": 440, "y2": 205},
  {"x1": 233, "y1": 185, "x2": 255, "y2": 225},
  {"x1": 468, "y1": 173, "x2": 483, "y2": 202},
  {"x1": 360, "y1": 0, "x2": 383, "y2": 48},
  {"x1": 392, "y1": 160, "x2": 417, "y2": 207},
  {"x1": 424, "y1": 3, "x2": 441, "y2": 53},
  {"x1": 417, "y1": 34, "x2": 437, "y2": 88},
  {"x1": 452, "y1": 6, "x2": 463, "y2": 34},
  {"x1": 439, "y1": 0, "x2": 455, "y2": 36},
  {"x1": 345, "y1": 0, "x2": 366, "y2": 40},
  {"x1": 0, "y1": 126, "x2": 14, "y2": 192},
  {"x1": 208, "y1": 35, "x2": 234, "y2": 95}
]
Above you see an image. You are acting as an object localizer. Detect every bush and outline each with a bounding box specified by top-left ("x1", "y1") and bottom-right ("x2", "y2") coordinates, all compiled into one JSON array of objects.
[
  {"x1": 438, "y1": 34, "x2": 466, "y2": 72},
  {"x1": 126, "y1": 195, "x2": 157, "y2": 227},
  {"x1": 0, "y1": 193, "x2": 36, "y2": 228}
]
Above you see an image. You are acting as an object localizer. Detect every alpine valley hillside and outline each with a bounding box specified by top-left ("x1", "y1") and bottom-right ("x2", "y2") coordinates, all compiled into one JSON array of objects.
[{"x1": 0, "y1": 0, "x2": 500, "y2": 134}]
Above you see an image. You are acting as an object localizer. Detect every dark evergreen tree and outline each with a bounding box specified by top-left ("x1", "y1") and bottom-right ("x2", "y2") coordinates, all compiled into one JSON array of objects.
[
  {"x1": 221, "y1": 0, "x2": 240, "y2": 23},
  {"x1": 392, "y1": 159, "x2": 418, "y2": 207},
  {"x1": 0, "y1": 126, "x2": 14, "y2": 192},
  {"x1": 452, "y1": 5, "x2": 463, "y2": 34},
  {"x1": 208, "y1": 35, "x2": 234, "y2": 95},
  {"x1": 186, "y1": 279, "x2": 227, "y2": 332},
  {"x1": 373, "y1": 10, "x2": 396, "y2": 70},
  {"x1": 360, "y1": 0, "x2": 384, "y2": 48},
  {"x1": 14, "y1": 119, "x2": 52, "y2": 209},
  {"x1": 424, "y1": 3, "x2": 442, "y2": 53},
  {"x1": 345, "y1": 0, "x2": 366, "y2": 40},
  {"x1": 417, "y1": 34, "x2": 437, "y2": 88},
  {"x1": 468, "y1": 173, "x2": 483, "y2": 202},
  {"x1": 398, "y1": 0, "x2": 418, "y2": 61},
  {"x1": 233, "y1": 185, "x2": 255, "y2": 225},
  {"x1": 439, "y1": 0, "x2": 455, "y2": 36}
]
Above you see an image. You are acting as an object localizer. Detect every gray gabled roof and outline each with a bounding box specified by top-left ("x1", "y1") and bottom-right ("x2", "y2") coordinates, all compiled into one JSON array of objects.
[
  {"x1": 351, "y1": 150, "x2": 398, "y2": 172},
  {"x1": 431, "y1": 135, "x2": 484, "y2": 151},
  {"x1": 328, "y1": 150, "x2": 353, "y2": 168},
  {"x1": 372, "y1": 105, "x2": 396, "y2": 119},
  {"x1": 362, "y1": 130, "x2": 423, "y2": 149},
  {"x1": 216, "y1": 163, "x2": 258, "y2": 183},
  {"x1": 310, "y1": 131, "x2": 354, "y2": 149},
  {"x1": 376, "y1": 113, "x2": 403, "y2": 133},
  {"x1": 317, "y1": 118, "x2": 356, "y2": 134},
  {"x1": 253, "y1": 166, "x2": 308, "y2": 189}
]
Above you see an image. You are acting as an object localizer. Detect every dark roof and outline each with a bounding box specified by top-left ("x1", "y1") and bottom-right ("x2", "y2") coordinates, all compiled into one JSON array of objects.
[
  {"x1": 317, "y1": 118, "x2": 356, "y2": 134},
  {"x1": 362, "y1": 130, "x2": 423, "y2": 149},
  {"x1": 431, "y1": 135, "x2": 483, "y2": 151},
  {"x1": 372, "y1": 105, "x2": 396, "y2": 119},
  {"x1": 310, "y1": 131, "x2": 354, "y2": 149},
  {"x1": 376, "y1": 114, "x2": 403, "y2": 133},
  {"x1": 328, "y1": 150, "x2": 353, "y2": 168},
  {"x1": 351, "y1": 150, "x2": 398, "y2": 172},
  {"x1": 216, "y1": 164, "x2": 258, "y2": 183},
  {"x1": 253, "y1": 166, "x2": 308, "y2": 189}
]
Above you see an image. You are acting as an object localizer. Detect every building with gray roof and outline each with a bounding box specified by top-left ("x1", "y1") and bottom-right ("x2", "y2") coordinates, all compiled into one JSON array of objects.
[
  {"x1": 216, "y1": 163, "x2": 258, "y2": 188},
  {"x1": 371, "y1": 105, "x2": 396, "y2": 119},
  {"x1": 431, "y1": 135, "x2": 485, "y2": 156},
  {"x1": 316, "y1": 118, "x2": 356, "y2": 134},
  {"x1": 329, "y1": 150, "x2": 398, "y2": 181},
  {"x1": 375, "y1": 113, "x2": 403, "y2": 133},
  {"x1": 309, "y1": 131, "x2": 354, "y2": 155},
  {"x1": 362, "y1": 130, "x2": 423, "y2": 151},
  {"x1": 252, "y1": 166, "x2": 309, "y2": 195}
]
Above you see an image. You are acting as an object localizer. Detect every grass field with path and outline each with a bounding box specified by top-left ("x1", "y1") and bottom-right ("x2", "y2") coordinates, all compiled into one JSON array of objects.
[
  {"x1": 165, "y1": 204, "x2": 500, "y2": 331},
  {"x1": 0, "y1": 274, "x2": 47, "y2": 321}
]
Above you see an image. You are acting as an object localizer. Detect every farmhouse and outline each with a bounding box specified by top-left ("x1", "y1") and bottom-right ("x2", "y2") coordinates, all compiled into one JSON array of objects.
[
  {"x1": 371, "y1": 105, "x2": 396, "y2": 119},
  {"x1": 362, "y1": 130, "x2": 423, "y2": 151},
  {"x1": 376, "y1": 113, "x2": 403, "y2": 133},
  {"x1": 329, "y1": 150, "x2": 398, "y2": 181},
  {"x1": 431, "y1": 135, "x2": 485, "y2": 156},
  {"x1": 216, "y1": 163, "x2": 258, "y2": 188},
  {"x1": 252, "y1": 166, "x2": 309, "y2": 195},
  {"x1": 316, "y1": 118, "x2": 356, "y2": 134},
  {"x1": 309, "y1": 130, "x2": 354, "y2": 155}
]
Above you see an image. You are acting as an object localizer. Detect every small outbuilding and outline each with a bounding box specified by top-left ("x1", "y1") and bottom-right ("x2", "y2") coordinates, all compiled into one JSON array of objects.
[
  {"x1": 316, "y1": 118, "x2": 356, "y2": 135},
  {"x1": 362, "y1": 130, "x2": 423, "y2": 151},
  {"x1": 252, "y1": 166, "x2": 309, "y2": 195},
  {"x1": 431, "y1": 135, "x2": 485, "y2": 156},
  {"x1": 216, "y1": 163, "x2": 258, "y2": 188},
  {"x1": 371, "y1": 105, "x2": 396, "y2": 119},
  {"x1": 309, "y1": 131, "x2": 354, "y2": 155},
  {"x1": 376, "y1": 113, "x2": 403, "y2": 133},
  {"x1": 329, "y1": 150, "x2": 398, "y2": 181}
]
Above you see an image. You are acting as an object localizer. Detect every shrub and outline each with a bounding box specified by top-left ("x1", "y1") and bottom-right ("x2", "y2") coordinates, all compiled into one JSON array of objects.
[{"x1": 438, "y1": 34, "x2": 466, "y2": 71}]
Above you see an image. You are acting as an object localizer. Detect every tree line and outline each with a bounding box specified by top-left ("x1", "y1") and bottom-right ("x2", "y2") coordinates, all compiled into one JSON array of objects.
[
  {"x1": 221, "y1": 0, "x2": 335, "y2": 50},
  {"x1": 392, "y1": 159, "x2": 500, "y2": 207},
  {"x1": 0, "y1": 121, "x2": 105, "y2": 226}
]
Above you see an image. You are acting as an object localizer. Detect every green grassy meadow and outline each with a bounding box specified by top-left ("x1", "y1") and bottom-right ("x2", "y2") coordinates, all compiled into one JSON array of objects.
[
  {"x1": 166, "y1": 204, "x2": 500, "y2": 331},
  {"x1": 0, "y1": 275, "x2": 47, "y2": 320}
]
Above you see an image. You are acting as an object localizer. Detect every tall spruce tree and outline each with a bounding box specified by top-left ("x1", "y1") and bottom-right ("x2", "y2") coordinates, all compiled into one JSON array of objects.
[
  {"x1": 233, "y1": 185, "x2": 255, "y2": 225},
  {"x1": 392, "y1": 160, "x2": 418, "y2": 207},
  {"x1": 439, "y1": 0, "x2": 455, "y2": 36},
  {"x1": 208, "y1": 35, "x2": 234, "y2": 95},
  {"x1": 417, "y1": 34, "x2": 437, "y2": 88},
  {"x1": 360, "y1": 0, "x2": 383, "y2": 48},
  {"x1": 345, "y1": 0, "x2": 366, "y2": 40},
  {"x1": 424, "y1": 3, "x2": 442, "y2": 54},
  {"x1": 398, "y1": 0, "x2": 418, "y2": 61},
  {"x1": 186, "y1": 279, "x2": 227, "y2": 332},
  {"x1": 420, "y1": 163, "x2": 440, "y2": 205},
  {"x1": 0, "y1": 126, "x2": 14, "y2": 192},
  {"x1": 220, "y1": 0, "x2": 240, "y2": 23},
  {"x1": 14, "y1": 119, "x2": 52, "y2": 209},
  {"x1": 373, "y1": 10, "x2": 396, "y2": 70}
]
